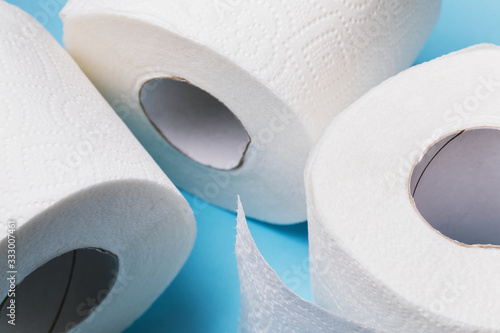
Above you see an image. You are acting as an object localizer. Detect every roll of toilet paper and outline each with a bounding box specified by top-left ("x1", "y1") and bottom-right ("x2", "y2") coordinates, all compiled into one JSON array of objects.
[
  {"x1": 237, "y1": 45, "x2": 500, "y2": 332},
  {"x1": 0, "y1": 3, "x2": 196, "y2": 333},
  {"x1": 60, "y1": 0, "x2": 441, "y2": 224}
]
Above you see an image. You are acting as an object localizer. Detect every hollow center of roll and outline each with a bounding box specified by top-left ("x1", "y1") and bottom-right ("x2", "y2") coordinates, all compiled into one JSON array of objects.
[
  {"x1": 410, "y1": 128, "x2": 500, "y2": 246},
  {"x1": 0, "y1": 248, "x2": 118, "y2": 332},
  {"x1": 140, "y1": 78, "x2": 250, "y2": 170}
]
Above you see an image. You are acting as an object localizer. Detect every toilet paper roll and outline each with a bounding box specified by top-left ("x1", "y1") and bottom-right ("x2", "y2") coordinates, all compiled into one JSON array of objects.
[
  {"x1": 0, "y1": 3, "x2": 196, "y2": 333},
  {"x1": 237, "y1": 45, "x2": 500, "y2": 332},
  {"x1": 60, "y1": 0, "x2": 441, "y2": 224}
]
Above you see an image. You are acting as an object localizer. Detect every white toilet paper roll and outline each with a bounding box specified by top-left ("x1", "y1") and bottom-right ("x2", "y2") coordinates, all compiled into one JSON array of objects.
[
  {"x1": 237, "y1": 45, "x2": 500, "y2": 332},
  {"x1": 0, "y1": 3, "x2": 196, "y2": 333},
  {"x1": 306, "y1": 44, "x2": 500, "y2": 331},
  {"x1": 60, "y1": 0, "x2": 441, "y2": 223}
]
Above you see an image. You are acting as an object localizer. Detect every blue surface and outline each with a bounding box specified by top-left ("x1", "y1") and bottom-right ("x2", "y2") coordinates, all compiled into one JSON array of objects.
[{"x1": 5, "y1": 0, "x2": 500, "y2": 332}]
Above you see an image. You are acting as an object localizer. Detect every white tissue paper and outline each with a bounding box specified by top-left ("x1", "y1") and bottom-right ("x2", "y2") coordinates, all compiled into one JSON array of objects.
[
  {"x1": 0, "y1": 3, "x2": 196, "y2": 333},
  {"x1": 237, "y1": 45, "x2": 500, "y2": 332},
  {"x1": 236, "y1": 200, "x2": 376, "y2": 333},
  {"x1": 61, "y1": 0, "x2": 441, "y2": 224}
]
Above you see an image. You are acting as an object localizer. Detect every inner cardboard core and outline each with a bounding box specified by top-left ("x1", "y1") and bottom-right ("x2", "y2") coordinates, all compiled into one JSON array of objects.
[
  {"x1": 140, "y1": 78, "x2": 250, "y2": 170},
  {"x1": 410, "y1": 128, "x2": 500, "y2": 246},
  {"x1": 0, "y1": 248, "x2": 118, "y2": 332}
]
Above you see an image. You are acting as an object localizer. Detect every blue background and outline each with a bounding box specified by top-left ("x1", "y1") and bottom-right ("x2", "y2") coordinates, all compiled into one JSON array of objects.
[{"x1": 5, "y1": 0, "x2": 500, "y2": 332}]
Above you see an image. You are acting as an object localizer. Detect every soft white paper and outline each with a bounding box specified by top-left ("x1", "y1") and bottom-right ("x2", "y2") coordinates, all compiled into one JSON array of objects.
[
  {"x1": 61, "y1": 0, "x2": 441, "y2": 224},
  {"x1": 236, "y1": 199, "x2": 377, "y2": 333},
  {"x1": 237, "y1": 45, "x2": 500, "y2": 333},
  {"x1": 0, "y1": 3, "x2": 196, "y2": 332}
]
